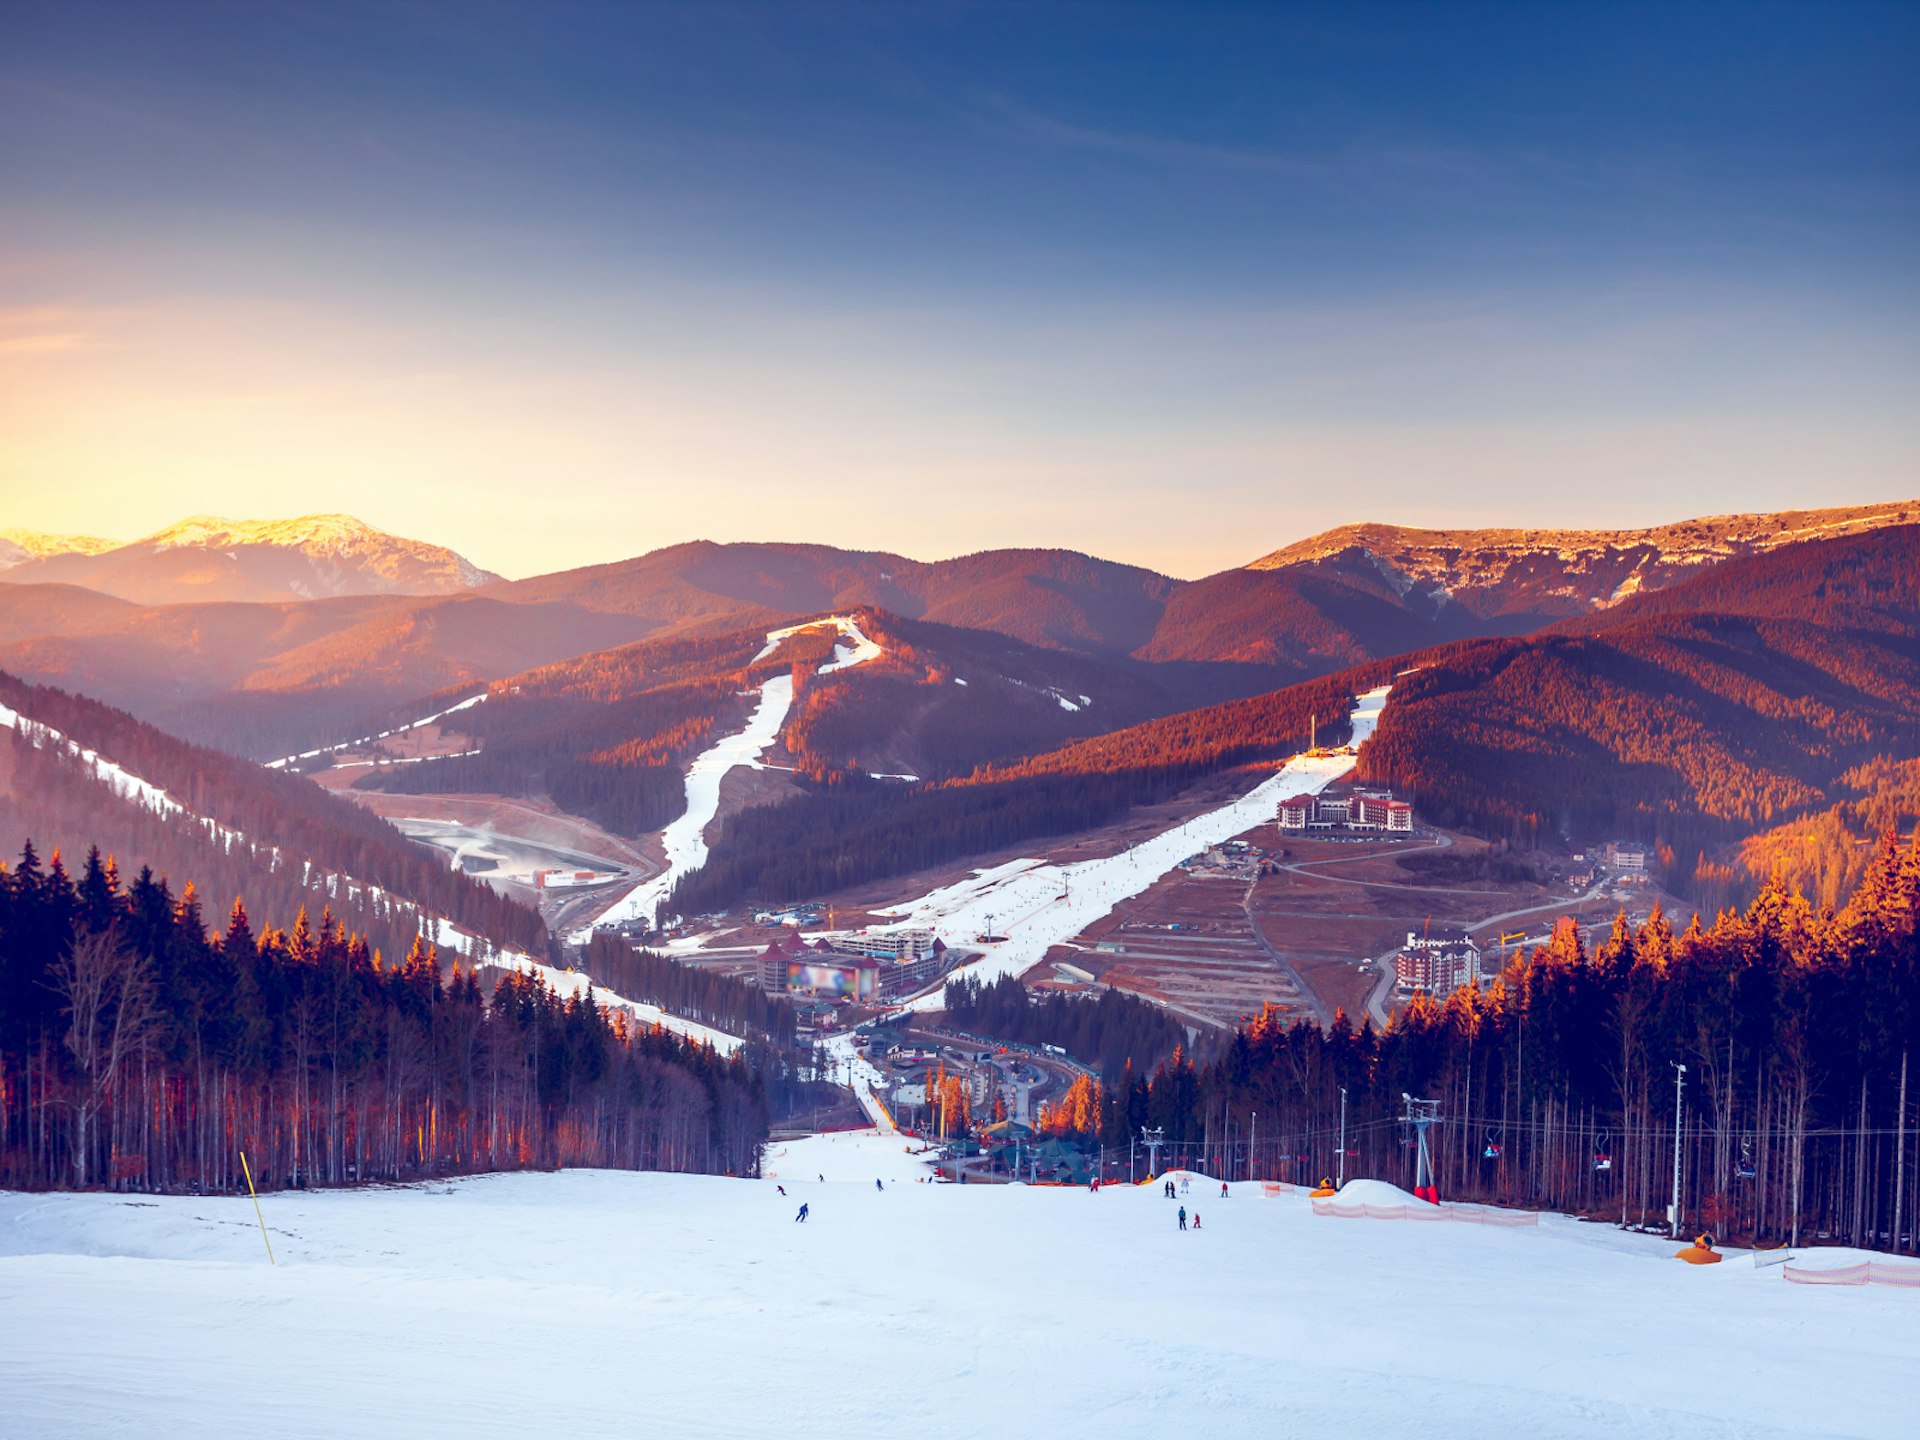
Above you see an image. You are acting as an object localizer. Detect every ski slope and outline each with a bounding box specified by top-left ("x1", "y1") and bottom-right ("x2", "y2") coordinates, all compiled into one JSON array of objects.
[
  {"x1": 573, "y1": 615, "x2": 882, "y2": 940},
  {"x1": 878, "y1": 683, "x2": 1392, "y2": 1006},
  {"x1": 3, "y1": 1159, "x2": 1913, "y2": 1439}
]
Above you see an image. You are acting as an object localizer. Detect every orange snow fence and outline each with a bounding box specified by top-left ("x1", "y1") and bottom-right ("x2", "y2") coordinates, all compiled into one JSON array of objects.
[
  {"x1": 1261, "y1": 1181, "x2": 1297, "y2": 1197},
  {"x1": 1310, "y1": 1198, "x2": 1539, "y2": 1226},
  {"x1": 1783, "y1": 1260, "x2": 1920, "y2": 1288}
]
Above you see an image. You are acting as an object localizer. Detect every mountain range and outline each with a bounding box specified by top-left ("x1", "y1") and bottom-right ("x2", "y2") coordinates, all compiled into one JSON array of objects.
[
  {"x1": 4, "y1": 499, "x2": 1912, "y2": 762},
  {"x1": 2, "y1": 497, "x2": 1917, "y2": 955}
]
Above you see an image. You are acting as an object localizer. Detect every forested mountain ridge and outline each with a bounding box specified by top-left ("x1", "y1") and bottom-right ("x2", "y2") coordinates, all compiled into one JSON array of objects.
[
  {"x1": 0, "y1": 670, "x2": 546, "y2": 959},
  {"x1": 1354, "y1": 527, "x2": 1920, "y2": 859}
]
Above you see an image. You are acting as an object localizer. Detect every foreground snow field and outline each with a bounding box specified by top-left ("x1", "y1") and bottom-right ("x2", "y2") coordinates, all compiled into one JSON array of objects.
[{"x1": 4, "y1": 1133, "x2": 1914, "y2": 1440}]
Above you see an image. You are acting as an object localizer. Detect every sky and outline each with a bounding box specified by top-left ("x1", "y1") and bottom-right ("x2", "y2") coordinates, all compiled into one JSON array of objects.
[{"x1": 2, "y1": 0, "x2": 1916, "y2": 580}]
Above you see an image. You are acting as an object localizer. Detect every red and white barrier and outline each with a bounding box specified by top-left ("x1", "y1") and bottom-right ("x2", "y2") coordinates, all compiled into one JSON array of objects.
[
  {"x1": 1782, "y1": 1260, "x2": 1920, "y2": 1288},
  {"x1": 1311, "y1": 1198, "x2": 1540, "y2": 1226}
]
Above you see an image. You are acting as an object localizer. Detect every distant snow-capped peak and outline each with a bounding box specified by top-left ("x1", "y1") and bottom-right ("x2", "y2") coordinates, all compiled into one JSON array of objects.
[
  {"x1": 137, "y1": 513, "x2": 501, "y2": 588},
  {"x1": 0, "y1": 528, "x2": 120, "y2": 569}
]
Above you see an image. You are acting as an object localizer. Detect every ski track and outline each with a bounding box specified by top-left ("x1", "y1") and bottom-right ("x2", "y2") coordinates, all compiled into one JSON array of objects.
[
  {"x1": 870, "y1": 683, "x2": 1392, "y2": 1009},
  {"x1": 573, "y1": 615, "x2": 883, "y2": 941}
]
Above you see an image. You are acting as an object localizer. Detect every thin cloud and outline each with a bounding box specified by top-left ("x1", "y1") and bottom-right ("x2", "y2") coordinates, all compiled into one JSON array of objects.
[{"x1": 0, "y1": 307, "x2": 111, "y2": 356}]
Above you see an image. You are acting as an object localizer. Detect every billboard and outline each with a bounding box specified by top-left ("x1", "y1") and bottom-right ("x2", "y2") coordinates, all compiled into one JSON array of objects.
[{"x1": 787, "y1": 960, "x2": 876, "y2": 1002}]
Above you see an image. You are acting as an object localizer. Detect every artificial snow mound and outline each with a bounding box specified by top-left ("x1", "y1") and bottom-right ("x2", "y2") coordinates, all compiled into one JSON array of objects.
[{"x1": 1334, "y1": 1178, "x2": 1428, "y2": 1207}]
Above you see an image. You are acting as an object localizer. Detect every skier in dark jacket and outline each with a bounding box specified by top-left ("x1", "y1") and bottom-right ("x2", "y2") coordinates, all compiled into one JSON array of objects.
[
  {"x1": 795, "y1": 1203, "x2": 809, "y2": 1222},
  {"x1": 875, "y1": 1178, "x2": 884, "y2": 1191},
  {"x1": 1177, "y1": 1206, "x2": 1187, "y2": 1231}
]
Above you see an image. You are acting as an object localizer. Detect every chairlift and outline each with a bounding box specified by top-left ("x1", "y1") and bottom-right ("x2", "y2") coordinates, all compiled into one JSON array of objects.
[
  {"x1": 1482, "y1": 1131, "x2": 1502, "y2": 1161},
  {"x1": 1736, "y1": 1137, "x2": 1756, "y2": 1181},
  {"x1": 1593, "y1": 1131, "x2": 1612, "y2": 1172}
]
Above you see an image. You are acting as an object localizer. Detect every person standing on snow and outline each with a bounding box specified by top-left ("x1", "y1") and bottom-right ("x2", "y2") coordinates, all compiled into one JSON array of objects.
[
  {"x1": 777, "y1": 1184, "x2": 786, "y2": 1196},
  {"x1": 1220, "y1": 1182, "x2": 1229, "y2": 1199},
  {"x1": 875, "y1": 1178, "x2": 884, "y2": 1191},
  {"x1": 795, "y1": 1203, "x2": 810, "y2": 1222},
  {"x1": 1177, "y1": 1205, "x2": 1187, "y2": 1231},
  {"x1": 1193, "y1": 1213, "x2": 1202, "y2": 1230}
]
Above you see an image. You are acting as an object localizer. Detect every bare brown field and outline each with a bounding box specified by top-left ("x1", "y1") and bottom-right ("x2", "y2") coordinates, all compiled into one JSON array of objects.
[{"x1": 1032, "y1": 867, "x2": 1304, "y2": 1030}]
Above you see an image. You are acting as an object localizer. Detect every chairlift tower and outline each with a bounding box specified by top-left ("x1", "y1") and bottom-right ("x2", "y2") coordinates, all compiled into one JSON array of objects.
[
  {"x1": 1402, "y1": 1092, "x2": 1441, "y2": 1203},
  {"x1": 1141, "y1": 1125, "x2": 1166, "y2": 1179}
]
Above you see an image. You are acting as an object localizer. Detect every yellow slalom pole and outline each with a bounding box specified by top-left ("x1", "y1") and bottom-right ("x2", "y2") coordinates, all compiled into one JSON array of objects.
[{"x1": 240, "y1": 1150, "x2": 276, "y2": 1266}]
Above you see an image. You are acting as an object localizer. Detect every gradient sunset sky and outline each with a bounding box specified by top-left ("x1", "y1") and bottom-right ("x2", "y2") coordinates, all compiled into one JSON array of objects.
[{"x1": 3, "y1": 1, "x2": 1916, "y2": 579}]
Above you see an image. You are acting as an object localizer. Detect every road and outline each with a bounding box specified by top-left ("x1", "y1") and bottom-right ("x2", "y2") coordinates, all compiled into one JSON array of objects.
[
  {"x1": 1241, "y1": 873, "x2": 1329, "y2": 1029},
  {"x1": 1361, "y1": 872, "x2": 1620, "y2": 1028}
]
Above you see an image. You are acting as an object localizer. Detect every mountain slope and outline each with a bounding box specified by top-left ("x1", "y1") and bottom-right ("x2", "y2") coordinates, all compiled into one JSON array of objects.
[
  {"x1": 1354, "y1": 527, "x2": 1920, "y2": 856},
  {"x1": 0, "y1": 513, "x2": 501, "y2": 605},
  {"x1": 0, "y1": 669, "x2": 547, "y2": 958}
]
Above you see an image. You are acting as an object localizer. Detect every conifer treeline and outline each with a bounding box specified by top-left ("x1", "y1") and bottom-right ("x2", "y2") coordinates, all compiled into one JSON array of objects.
[
  {"x1": 1057, "y1": 837, "x2": 1919, "y2": 1251},
  {"x1": 942, "y1": 974, "x2": 1185, "y2": 1078},
  {"x1": 0, "y1": 843, "x2": 769, "y2": 1192},
  {"x1": 581, "y1": 933, "x2": 799, "y2": 1050}
]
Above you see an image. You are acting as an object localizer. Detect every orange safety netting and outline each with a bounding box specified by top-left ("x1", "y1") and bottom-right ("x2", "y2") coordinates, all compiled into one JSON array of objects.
[
  {"x1": 1783, "y1": 1260, "x2": 1920, "y2": 1288},
  {"x1": 1260, "y1": 1181, "x2": 1298, "y2": 1197},
  {"x1": 1310, "y1": 1198, "x2": 1540, "y2": 1226}
]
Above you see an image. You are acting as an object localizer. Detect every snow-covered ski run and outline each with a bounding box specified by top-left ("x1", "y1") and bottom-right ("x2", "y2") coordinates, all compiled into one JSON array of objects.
[
  {"x1": 862, "y1": 682, "x2": 1392, "y2": 1007},
  {"x1": 571, "y1": 614, "x2": 883, "y2": 941},
  {"x1": 2, "y1": 1151, "x2": 1912, "y2": 1439}
]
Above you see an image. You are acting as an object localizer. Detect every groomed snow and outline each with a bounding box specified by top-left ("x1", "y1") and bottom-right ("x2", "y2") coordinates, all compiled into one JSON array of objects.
[
  {"x1": 878, "y1": 684, "x2": 1392, "y2": 1007},
  {"x1": 575, "y1": 615, "x2": 883, "y2": 939},
  {"x1": 3, "y1": 1164, "x2": 1913, "y2": 1438}
]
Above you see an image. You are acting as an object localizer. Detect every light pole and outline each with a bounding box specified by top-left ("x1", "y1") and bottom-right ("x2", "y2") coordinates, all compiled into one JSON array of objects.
[
  {"x1": 1338, "y1": 1086, "x2": 1348, "y2": 1188},
  {"x1": 1670, "y1": 1062, "x2": 1687, "y2": 1240},
  {"x1": 1250, "y1": 1112, "x2": 1258, "y2": 1182}
]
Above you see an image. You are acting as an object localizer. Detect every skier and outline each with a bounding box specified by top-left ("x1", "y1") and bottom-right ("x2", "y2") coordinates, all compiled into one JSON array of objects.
[
  {"x1": 1180, "y1": 1176, "x2": 1190, "y2": 1194},
  {"x1": 1220, "y1": 1182, "x2": 1229, "y2": 1199},
  {"x1": 795, "y1": 1202, "x2": 810, "y2": 1222},
  {"x1": 1177, "y1": 1205, "x2": 1187, "y2": 1231},
  {"x1": 1193, "y1": 1213, "x2": 1202, "y2": 1230},
  {"x1": 875, "y1": 1178, "x2": 884, "y2": 1192},
  {"x1": 777, "y1": 1184, "x2": 787, "y2": 1196}
]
